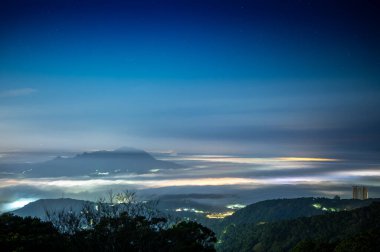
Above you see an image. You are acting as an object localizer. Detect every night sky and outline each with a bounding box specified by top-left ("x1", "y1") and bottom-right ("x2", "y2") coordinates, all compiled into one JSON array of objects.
[{"x1": 1, "y1": 1, "x2": 380, "y2": 208}]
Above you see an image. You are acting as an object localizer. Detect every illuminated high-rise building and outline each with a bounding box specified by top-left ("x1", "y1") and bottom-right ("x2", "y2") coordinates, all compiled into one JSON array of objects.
[{"x1": 352, "y1": 186, "x2": 368, "y2": 200}]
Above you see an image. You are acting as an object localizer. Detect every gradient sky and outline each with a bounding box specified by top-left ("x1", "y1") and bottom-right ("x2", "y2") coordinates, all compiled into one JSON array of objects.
[
  {"x1": 1, "y1": 1, "x2": 380, "y2": 210},
  {"x1": 1, "y1": 0, "x2": 380, "y2": 157}
]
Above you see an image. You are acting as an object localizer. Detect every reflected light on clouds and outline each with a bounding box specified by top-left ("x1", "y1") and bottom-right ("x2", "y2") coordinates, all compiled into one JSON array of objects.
[
  {"x1": 0, "y1": 177, "x2": 261, "y2": 190},
  {"x1": 329, "y1": 169, "x2": 380, "y2": 177},
  {"x1": 2, "y1": 198, "x2": 37, "y2": 212},
  {"x1": 0, "y1": 175, "x2": 343, "y2": 193},
  {"x1": 276, "y1": 157, "x2": 340, "y2": 162},
  {"x1": 170, "y1": 156, "x2": 339, "y2": 165}
]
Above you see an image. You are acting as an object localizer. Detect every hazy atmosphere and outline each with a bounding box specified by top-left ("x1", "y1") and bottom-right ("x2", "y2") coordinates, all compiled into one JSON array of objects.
[{"x1": 1, "y1": 0, "x2": 380, "y2": 213}]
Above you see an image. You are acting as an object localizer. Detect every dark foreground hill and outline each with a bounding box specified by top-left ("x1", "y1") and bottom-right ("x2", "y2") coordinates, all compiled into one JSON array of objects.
[
  {"x1": 6, "y1": 197, "x2": 380, "y2": 252},
  {"x1": 12, "y1": 197, "x2": 380, "y2": 234},
  {"x1": 0, "y1": 213, "x2": 216, "y2": 252},
  {"x1": 0, "y1": 148, "x2": 182, "y2": 177},
  {"x1": 218, "y1": 197, "x2": 378, "y2": 230},
  {"x1": 2, "y1": 191, "x2": 217, "y2": 252},
  {"x1": 217, "y1": 202, "x2": 380, "y2": 252}
]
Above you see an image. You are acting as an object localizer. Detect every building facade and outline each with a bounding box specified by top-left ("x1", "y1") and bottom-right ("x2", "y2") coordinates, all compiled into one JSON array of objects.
[{"x1": 352, "y1": 186, "x2": 368, "y2": 200}]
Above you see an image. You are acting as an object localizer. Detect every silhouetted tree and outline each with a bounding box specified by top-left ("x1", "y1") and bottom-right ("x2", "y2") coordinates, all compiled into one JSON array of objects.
[
  {"x1": 1, "y1": 191, "x2": 217, "y2": 251},
  {"x1": 163, "y1": 221, "x2": 217, "y2": 252},
  {"x1": 334, "y1": 229, "x2": 380, "y2": 252},
  {"x1": 0, "y1": 213, "x2": 65, "y2": 251}
]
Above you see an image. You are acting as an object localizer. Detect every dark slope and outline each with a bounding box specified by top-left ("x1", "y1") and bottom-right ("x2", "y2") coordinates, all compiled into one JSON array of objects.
[
  {"x1": 221, "y1": 197, "x2": 377, "y2": 227},
  {"x1": 217, "y1": 202, "x2": 380, "y2": 252}
]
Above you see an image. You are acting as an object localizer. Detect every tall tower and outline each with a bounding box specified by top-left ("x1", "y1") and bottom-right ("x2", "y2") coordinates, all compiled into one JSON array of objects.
[{"x1": 352, "y1": 186, "x2": 368, "y2": 200}]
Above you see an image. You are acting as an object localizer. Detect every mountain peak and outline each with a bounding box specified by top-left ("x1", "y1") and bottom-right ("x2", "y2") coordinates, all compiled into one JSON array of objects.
[
  {"x1": 75, "y1": 147, "x2": 152, "y2": 159},
  {"x1": 0, "y1": 147, "x2": 183, "y2": 178},
  {"x1": 113, "y1": 147, "x2": 146, "y2": 153}
]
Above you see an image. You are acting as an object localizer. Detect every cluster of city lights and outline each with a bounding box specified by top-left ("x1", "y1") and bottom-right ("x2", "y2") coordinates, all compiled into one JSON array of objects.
[
  {"x1": 205, "y1": 211, "x2": 234, "y2": 219},
  {"x1": 312, "y1": 203, "x2": 338, "y2": 212},
  {"x1": 226, "y1": 204, "x2": 246, "y2": 210},
  {"x1": 175, "y1": 208, "x2": 205, "y2": 214}
]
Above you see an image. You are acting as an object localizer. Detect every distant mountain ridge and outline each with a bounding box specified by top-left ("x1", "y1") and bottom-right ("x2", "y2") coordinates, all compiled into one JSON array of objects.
[
  {"x1": 7, "y1": 198, "x2": 380, "y2": 252},
  {"x1": 10, "y1": 196, "x2": 225, "y2": 220},
  {"x1": 209, "y1": 197, "x2": 380, "y2": 235},
  {"x1": 11, "y1": 198, "x2": 91, "y2": 219},
  {"x1": 220, "y1": 197, "x2": 379, "y2": 227},
  {"x1": 217, "y1": 201, "x2": 380, "y2": 252},
  {"x1": 12, "y1": 196, "x2": 380, "y2": 229},
  {"x1": 0, "y1": 147, "x2": 182, "y2": 177}
]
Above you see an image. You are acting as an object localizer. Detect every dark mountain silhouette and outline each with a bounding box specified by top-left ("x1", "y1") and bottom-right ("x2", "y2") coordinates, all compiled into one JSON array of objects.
[
  {"x1": 6, "y1": 197, "x2": 380, "y2": 252},
  {"x1": 217, "y1": 201, "x2": 380, "y2": 252},
  {"x1": 208, "y1": 197, "x2": 380, "y2": 236},
  {"x1": 220, "y1": 197, "x2": 379, "y2": 228},
  {"x1": 0, "y1": 148, "x2": 182, "y2": 177},
  {"x1": 11, "y1": 198, "x2": 91, "y2": 219},
  {"x1": 13, "y1": 196, "x2": 380, "y2": 232},
  {"x1": 10, "y1": 196, "x2": 223, "y2": 220}
]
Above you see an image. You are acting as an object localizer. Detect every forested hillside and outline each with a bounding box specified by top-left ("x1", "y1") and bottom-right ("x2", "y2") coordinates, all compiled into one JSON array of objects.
[
  {"x1": 217, "y1": 202, "x2": 380, "y2": 252},
  {"x1": 210, "y1": 197, "x2": 378, "y2": 234}
]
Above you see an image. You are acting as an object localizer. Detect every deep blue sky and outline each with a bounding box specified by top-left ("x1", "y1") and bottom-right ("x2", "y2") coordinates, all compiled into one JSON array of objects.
[
  {"x1": 1, "y1": 0, "x2": 380, "y2": 208},
  {"x1": 1, "y1": 0, "x2": 379, "y2": 157}
]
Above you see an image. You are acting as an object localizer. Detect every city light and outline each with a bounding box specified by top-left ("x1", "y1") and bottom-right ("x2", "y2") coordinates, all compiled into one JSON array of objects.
[{"x1": 206, "y1": 211, "x2": 234, "y2": 219}]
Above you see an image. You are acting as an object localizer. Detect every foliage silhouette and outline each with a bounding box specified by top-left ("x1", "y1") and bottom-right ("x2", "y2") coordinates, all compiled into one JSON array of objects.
[{"x1": 1, "y1": 191, "x2": 216, "y2": 252}]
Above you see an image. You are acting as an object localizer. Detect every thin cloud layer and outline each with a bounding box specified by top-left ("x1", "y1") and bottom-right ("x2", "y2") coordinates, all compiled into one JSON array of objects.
[
  {"x1": 0, "y1": 88, "x2": 37, "y2": 97},
  {"x1": 1, "y1": 1, "x2": 379, "y2": 213},
  {"x1": 0, "y1": 151, "x2": 379, "y2": 213}
]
